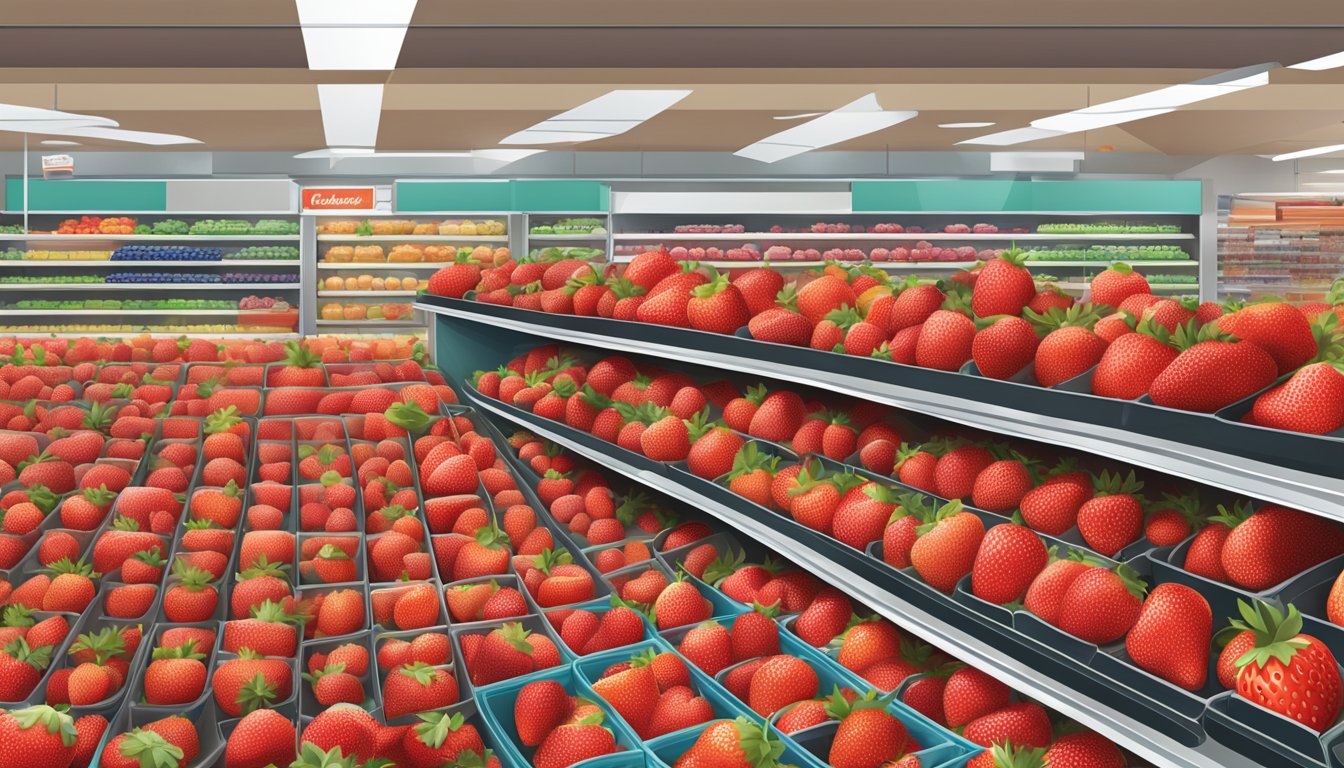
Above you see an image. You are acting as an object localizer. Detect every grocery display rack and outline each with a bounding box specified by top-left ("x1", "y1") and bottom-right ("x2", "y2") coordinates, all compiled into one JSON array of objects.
[
  {"x1": 420, "y1": 303, "x2": 1274, "y2": 768},
  {"x1": 0, "y1": 209, "x2": 302, "y2": 336},
  {"x1": 1218, "y1": 193, "x2": 1344, "y2": 301}
]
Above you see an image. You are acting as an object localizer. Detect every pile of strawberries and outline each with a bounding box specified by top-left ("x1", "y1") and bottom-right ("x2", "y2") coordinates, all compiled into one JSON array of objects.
[
  {"x1": 429, "y1": 247, "x2": 1344, "y2": 436},
  {"x1": 472, "y1": 341, "x2": 1344, "y2": 747}
]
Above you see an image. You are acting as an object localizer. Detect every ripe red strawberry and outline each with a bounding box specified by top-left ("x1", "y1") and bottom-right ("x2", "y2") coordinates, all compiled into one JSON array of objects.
[
  {"x1": 1126, "y1": 582, "x2": 1212, "y2": 691},
  {"x1": 729, "y1": 603, "x2": 782, "y2": 660},
  {"x1": 1219, "y1": 503, "x2": 1344, "y2": 591},
  {"x1": 1075, "y1": 469, "x2": 1145, "y2": 557},
  {"x1": 890, "y1": 284, "x2": 945, "y2": 332},
  {"x1": 826, "y1": 689, "x2": 911, "y2": 768},
  {"x1": 932, "y1": 444, "x2": 994, "y2": 501},
  {"x1": 748, "y1": 390, "x2": 807, "y2": 443},
  {"x1": 797, "y1": 274, "x2": 857, "y2": 325},
  {"x1": 1144, "y1": 492, "x2": 1201, "y2": 546},
  {"x1": 882, "y1": 496, "x2": 933, "y2": 570},
  {"x1": 748, "y1": 654, "x2": 819, "y2": 717},
  {"x1": 1217, "y1": 301, "x2": 1318, "y2": 376},
  {"x1": 640, "y1": 413, "x2": 691, "y2": 462},
  {"x1": 910, "y1": 500, "x2": 985, "y2": 593},
  {"x1": 675, "y1": 717, "x2": 787, "y2": 766},
  {"x1": 1148, "y1": 326, "x2": 1278, "y2": 413},
  {"x1": 514, "y1": 679, "x2": 572, "y2": 747},
  {"x1": 1023, "y1": 551, "x2": 1096, "y2": 626},
  {"x1": 223, "y1": 709, "x2": 297, "y2": 768},
  {"x1": 915, "y1": 309, "x2": 975, "y2": 371},
  {"x1": 971, "y1": 456, "x2": 1035, "y2": 513},
  {"x1": 1232, "y1": 601, "x2": 1342, "y2": 732},
  {"x1": 467, "y1": 623, "x2": 541, "y2": 686},
  {"x1": 1091, "y1": 319, "x2": 1178, "y2": 400},
  {"x1": 1217, "y1": 627, "x2": 1256, "y2": 690},
  {"x1": 1252, "y1": 360, "x2": 1344, "y2": 434},
  {"x1": 533, "y1": 720, "x2": 616, "y2": 768},
  {"x1": 382, "y1": 662, "x2": 460, "y2": 720},
  {"x1": 211, "y1": 650, "x2": 293, "y2": 717},
  {"x1": 963, "y1": 702, "x2": 1054, "y2": 750},
  {"x1": 1018, "y1": 463, "x2": 1092, "y2": 536},
  {"x1": 1056, "y1": 564, "x2": 1146, "y2": 644},
  {"x1": 972, "y1": 248, "x2": 1035, "y2": 318},
  {"x1": 942, "y1": 666, "x2": 1010, "y2": 728},
  {"x1": 749, "y1": 304, "x2": 813, "y2": 347},
  {"x1": 831, "y1": 481, "x2": 900, "y2": 551},
  {"x1": 835, "y1": 619, "x2": 901, "y2": 674},
  {"x1": 144, "y1": 639, "x2": 208, "y2": 705},
  {"x1": 653, "y1": 575, "x2": 712, "y2": 629},
  {"x1": 1044, "y1": 731, "x2": 1127, "y2": 768},
  {"x1": 1090, "y1": 262, "x2": 1150, "y2": 309},
  {"x1": 971, "y1": 522, "x2": 1048, "y2": 605},
  {"x1": 972, "y1": 316, "x2": 1039, "y2": 380},
  {"x1": 687, "y1": 270, "x2": 750, "y2": 334},
  {"x1": 623, "y1": 250, "x2": 680, "y2": 291},
  {"x1": 677, "y1": 621, "x2": 734, "y2": 676},
  {"x1": 0, "y1": 705, "x2": 78, "y2": 768},
  {"x1": 591, "y1": 663, "x2": 660, "y2": 738}
]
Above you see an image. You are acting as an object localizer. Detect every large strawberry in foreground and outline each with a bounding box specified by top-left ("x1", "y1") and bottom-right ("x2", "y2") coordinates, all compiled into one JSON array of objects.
[{"x1": 1231, "y1": 600, "x2": 1342, "y2": 733}]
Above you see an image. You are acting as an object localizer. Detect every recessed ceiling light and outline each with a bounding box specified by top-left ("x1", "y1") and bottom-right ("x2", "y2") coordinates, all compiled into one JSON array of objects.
[
  {"x1": 317, "y1": 84, "x2": 384, "y2": 148},
  {"x1": 1290, "y1": 51, "x2": 1344, "y2": 71},
  {"x1": 962, "y1": 63, "x2": 1274, "y2": 146},
  {"x1": 938, "y1": 122, "x2": 996, "y2": 128},
  {"x1": 40, "y1": 140, "x2": 80, "y2": 146},
  {"x1": 500, "y1": 90, "x2": 692, "y2": 145},
  {"x1": 736, "y1": 94, "x2": 917, "y2": 163},
  {"x1": 1273, "y1": 143, "x2": 1344, "y2": 162},
  {"x1": 295, "y1": 0, "x2": 418, "y2": 70}
]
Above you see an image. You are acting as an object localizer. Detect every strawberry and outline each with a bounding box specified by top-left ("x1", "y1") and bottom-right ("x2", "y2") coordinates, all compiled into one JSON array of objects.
[
  {"x1": 300, "y1": 705, "x2": 378, "y2": 763},
  {"x1": 971, "y1": 455, "x2": 1036, "y2": 513},
  {"x1": 1217, "y1": 301, "x2": 1318, "y2": 375},
  {"x1": 687, "y1": 270, "x2": 750, "y2": 334},
  {"x1": 972, "y1": 247, "x2": 1036, "y2": 318},
  {"x1": 932, "y1": 444, "x2": 994, "y2": 501},
  {"x1": 1219, "y1": 503, "x2": 1344, "y2": 591},
  {"x1": 653, "y1": 574, "x2": 712, "y2": 629},
  {"x1": 1044, "y1": 731, "x2": 1127, "y2": 768},
  {"x1": 826, "y1": 689, "x2": 910, "y2": 768},
  {"x1": 1126, "y1": 582, "x2": 1211, "y2": 691},
  {"x1": 972, "y1": 316, "x2": 1039, "y2": 380},
  {"x1": 676, "y1": 621, "x2": 734, "y2": 676},
  {"x1": 971, "y1": 521, "x2": 1048, "y2": 605},
  {"x1": 641, "y1": 413, "x2": 691, "y2": 462},
  {"x1": 835, "y1": 619, "x2": 901, "y2": 674},
  {"x1": 533, "y1": 718, "x2": 617, "y2": 768},
  {"x1": 144, "y1": 640, "x2": 208, "y2": 705},
  {"x1": 1148, "y1": 323, "x2": 1277, "y2": 413},
  {"x1": 730, "y1": 603, "x2": 782, "y2": 660},
  {"x1": 963, "y1": 702, "x2": 1053, "y2": 750},
  {"x1": 0, "y1": 706, "x2": 77, "y2": 768},
  {"x1": 797, "y1": 274, "x2": 857, "y2": 325},
  {"x1": 910, "y1": 501, "x2": 984, "y2": 593},
  {"x1": 211, "y1": 650, "x2": 293, "y2": 717},
  {"x1": 1144, "y1": 492, "x2": 1201, "y2": 547},
  {"x1": 1090, "y1": 262, "x2": 1150, "y2": 309},
  {"x1": 1056, "y1": 564, "x2": 1146, "y2": 644},
  {"x1": 1252, "y1": 361, "x2": 1344, "y2": 434},
  {"x1": 915, "y1": 309, "x2": 975, "y2": 372},
  {"x1": 223, "y1": 709, "x2": 296, "y2": 768},
  {"x1": 1074, "y1": 470, "x2": 1144, "y2": 557},
  {"x1": 1232, "y1": 600, "x2": 1342, "y2": 732},
  {"x1": 623, "y1": 250, "x2": 680, "y2": 291},
  {"x1": 881, "y1": 495, "x2": 933, "y2": 569},
  {"x1": 748, "y1": 654, "x2": 819, "y2": 717},
  {"x1": 1091, "y1": 317, "x2": 1179, "y2": 400},
  {"x1": 831, "y1": 482, "x2": 900, "y2": 551},
  {"x1": 943, "y1": 666, "x2": 1010, "y2": 728},
  {"x1": 591, "y1": 663, "x2": 660, "y2": 737},
  {"x1": 514, "y1": 679, "x2": 572, "y2": 747},
  {"x1": 382, "y1": 662, "x2": 460, "y2": 720},
  {"x1": 673, "y1": 717, "x2": 786, "y2": 767},
  {"x1": 467, "y1": 623, "x2": 541, "y2": 686},
  {"x1": 748, "y1": 391, "x2": 807, "y2": 443},
  {"x1": 1018, "y1": 462, "x2": 1092, "y2": 536}
]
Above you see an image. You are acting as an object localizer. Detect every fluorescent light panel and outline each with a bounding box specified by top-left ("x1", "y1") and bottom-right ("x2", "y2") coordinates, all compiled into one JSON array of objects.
[
  {"x1": 938, "y1": 122, "x2": 996, "y2": 128},
  {"x1": 294, "y1": 148, "x2": 544, "y2": 164},
  {"x1": 1272, "y1": 143, "x2": 1344, "y2": 162},
  {"x1": 38, "y1": 127, "x2": 200, "y2": 145},
  {"x1": 1290, "y1": 51, "x2": 1344, "y2": 71},
  {"x1": 295, "y1": 0, "x2": 417, "y2": 71},
  {"x1": 40, "y1": 140, "x2": 80, "y2": 146},
  {"x1": 962, "y1": 64, "x2": 1274, "y2": 146},
  {"x1": 500, "y1": 90, "x2": 691, "y2": 145},
  {"x1": 0, "y1": 104, "x2": 116, "y2": 127},
  {"x1": 317, "y1": 84, "x2": 384, "y2": 148},
  {"x1": 736, "y1": 93, "x2": 916, "y2": 163}
]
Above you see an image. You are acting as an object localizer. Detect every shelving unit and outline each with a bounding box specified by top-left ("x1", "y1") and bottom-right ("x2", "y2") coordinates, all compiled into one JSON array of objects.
[
  {"x1": 419, "y1": 296, "x2": 1344, "y2": 520},
  {"x1": 1218, "y1": 193, "x2": 1344, "y2": 301},
  {"x1": 526, "y1": 213, "x2": 611, "y2": 266}
]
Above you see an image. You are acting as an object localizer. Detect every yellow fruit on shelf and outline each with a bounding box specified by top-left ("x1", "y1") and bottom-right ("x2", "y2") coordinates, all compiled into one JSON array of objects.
[
  {"x1": 324, "y1": 276, "x2": 344, "y2": 290},
  {"x1": 386, "y1": 276, "x2": 403, "y2": 290},
  {"x1": 371, "y1": 277, "x2": 386, "y2": 291},
  {"x1": 402, "y1": 277, "x2": 419, "y2": 291},
  {"x1": 343, "y1": 304, "x2": 367, "y2": 320},
  {"x1": 343, "y1": 277, "x2": 358, "y2": 291},
  {"x1": 321, "y1": 303, "x2": 344, "y2": 320},
  {"x1": 367, "y1": 305, "x2": 385, "y2": 320}
]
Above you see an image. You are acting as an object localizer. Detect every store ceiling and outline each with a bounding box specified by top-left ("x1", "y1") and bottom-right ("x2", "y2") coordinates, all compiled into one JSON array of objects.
[{"x1": 1, "y1": 1, "x2": 1344, "y2": 159}]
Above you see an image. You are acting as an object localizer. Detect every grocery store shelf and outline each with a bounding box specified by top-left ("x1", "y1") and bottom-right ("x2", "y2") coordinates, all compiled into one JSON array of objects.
[
  {"x1": 528, "y1": 234, "x2": 609, "y2": 241},
  {"x1": 0, "y1": 308, "x2": 277, "y2": 316},
  {"x1": 465, "y1": 388, "x2": 1258, "y2": 768},
  {"x1": 9, "y1": 331, "x2": 300, "y2": 339},
  {"x1": 0, "y1": 260, "x2": 300, "y2": 267},
  {"x1": 317, "y1": 290, "x2": 420, "y2": 297},
  {"x1": 0, "y1": 234, "x2": 299, "y2": 242},
  {"x1": 314, "y1": 320, "x2": 423, "y2": 328},
  {"x1": 316, "y1": 234, "x2": 507, "y2": 243},
  {"x1": 317, "y1": 262, "x2": 444, "y2": 270},
  {"x1": 612, "y1": 232, "x2": 1193, "y2": 242},
  {"x1": 10, "y1": 283, "x2": 301, "y2": 291},
  {"x1": 422, "y1": 297, "x2": 1344, "y2": 521},
  {"x1": 610, "y1": 256, "x2": 1199, "y2": 268}
]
